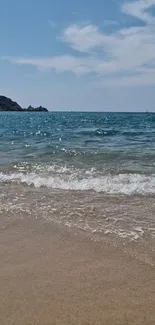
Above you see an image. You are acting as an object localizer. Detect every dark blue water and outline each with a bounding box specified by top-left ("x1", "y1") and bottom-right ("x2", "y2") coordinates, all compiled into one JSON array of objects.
[{"x1": 0, "y1": 111, "x2": 155, "y2": 194}]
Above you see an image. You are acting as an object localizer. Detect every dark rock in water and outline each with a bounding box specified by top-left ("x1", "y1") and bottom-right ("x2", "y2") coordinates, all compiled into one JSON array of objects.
[
  {"x1": 0, "y1": 95, "x2": 22, "y2": 111},
  {"x1": 0, "y1": 95, "x2": 48, "y2": 112},
  {"x1": 25, "y1": 105, "x2": 48, "y2": 112}
]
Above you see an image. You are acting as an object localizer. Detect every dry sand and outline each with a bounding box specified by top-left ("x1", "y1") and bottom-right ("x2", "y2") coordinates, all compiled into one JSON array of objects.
[{"x1": 0, "y1": 218, "x2": 155, "y2": 325}]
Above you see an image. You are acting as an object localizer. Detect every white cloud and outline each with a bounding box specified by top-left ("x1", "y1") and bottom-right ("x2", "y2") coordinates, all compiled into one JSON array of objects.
[
  {"x1": 6, "y1": 55, "x2": 101, "y2": 76},
  {"x1": 61, "y1": 24, "x2": 110, "y2": 52},
  {"x1": 3, "y1": 0, "x2": 155, "y2": 87},
  {"x1": 122, "y1": 0, "x2": 155, "y2": 24}
]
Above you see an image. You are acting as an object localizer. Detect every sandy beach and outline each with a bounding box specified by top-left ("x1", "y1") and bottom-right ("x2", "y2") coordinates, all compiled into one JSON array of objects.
[{"x1": 0, "y1": 218, "x2": 155, "y2": 325}]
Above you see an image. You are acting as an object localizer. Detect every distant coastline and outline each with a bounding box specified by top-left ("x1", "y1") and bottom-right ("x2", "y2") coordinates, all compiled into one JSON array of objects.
[{"x1": 0, "y1": 95, "x2": 48, "y2": 112}]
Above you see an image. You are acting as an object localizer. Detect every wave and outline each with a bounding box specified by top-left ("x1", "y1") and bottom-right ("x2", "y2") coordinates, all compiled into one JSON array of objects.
[
  {"x1": 76, "y1": 128, "x2": 119, "y2": 137},
  {"x1": 0, "y1": 171, "x2": 155, "y2": 195},
  {"x1": 76, "y1": 128, "x2": 151, "y2": 138}
]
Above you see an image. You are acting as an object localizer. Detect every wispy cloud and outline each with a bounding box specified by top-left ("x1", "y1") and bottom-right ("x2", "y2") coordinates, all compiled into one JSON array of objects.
[
  {"x1": 3, "y1": 0, "x2": 155, "y2": 87},
  {"x1": 6, "y1": 55, "x2": 98, "y2": 76},
  {"x1": 122, "y1": 0, "x2": 155, "y2": 23},
  {"x1": 48, "y1": 20, "x2": 57, "y2": 28},
  {"x1": 103, "y1": 19, "x2": 119, "y2": 26}
]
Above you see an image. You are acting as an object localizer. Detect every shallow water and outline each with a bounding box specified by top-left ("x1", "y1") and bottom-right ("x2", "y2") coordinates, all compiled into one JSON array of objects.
[{"x1": 0, "y1": 111, "x2": 155, "y2": 243}]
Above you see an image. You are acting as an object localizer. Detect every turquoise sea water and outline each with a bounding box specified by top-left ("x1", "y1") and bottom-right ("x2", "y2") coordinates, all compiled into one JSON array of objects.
[
  {"x1": 1, "y1": 112, "x2": 155, "y2": 242},
  {"x1": 1, "y1": 111, "x2": 155, "y2": 193}
]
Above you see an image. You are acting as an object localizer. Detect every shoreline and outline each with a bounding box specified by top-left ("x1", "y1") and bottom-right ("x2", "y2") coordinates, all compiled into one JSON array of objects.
[{"x1": 0, "y1": 218, "x2": 155, "y2": 325}]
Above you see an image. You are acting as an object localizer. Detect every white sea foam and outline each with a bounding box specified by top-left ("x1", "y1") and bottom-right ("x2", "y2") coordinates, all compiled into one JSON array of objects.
[{"x1": 0, "y1": 171, "x2": 155, "y2": 195}]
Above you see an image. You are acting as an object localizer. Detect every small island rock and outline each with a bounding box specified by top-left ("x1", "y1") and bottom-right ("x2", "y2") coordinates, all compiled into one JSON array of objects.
[{"x1": 0, "y1": 95, "x2": 48, "y2": 112}]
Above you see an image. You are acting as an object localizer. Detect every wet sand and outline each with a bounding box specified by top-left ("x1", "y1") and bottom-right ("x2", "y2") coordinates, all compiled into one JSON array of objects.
[{"x1": 0, "y1": 218, "x2": 155, "y2": 325}]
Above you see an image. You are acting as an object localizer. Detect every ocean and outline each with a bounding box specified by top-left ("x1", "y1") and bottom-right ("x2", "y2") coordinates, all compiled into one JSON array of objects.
[{"x1": 1, "y1": 111, "x2": 155, "y2": 245}]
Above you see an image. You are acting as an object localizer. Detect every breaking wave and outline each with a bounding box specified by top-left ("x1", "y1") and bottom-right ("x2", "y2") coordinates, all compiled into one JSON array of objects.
[{"x1": 0, "y1": 171, "x2": 155, "y2": 195}]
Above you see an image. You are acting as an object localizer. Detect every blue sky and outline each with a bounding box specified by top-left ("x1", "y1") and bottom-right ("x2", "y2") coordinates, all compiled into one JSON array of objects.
[{"x1": 1, "y1": 0, "x2": 155, "y2": 111}]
